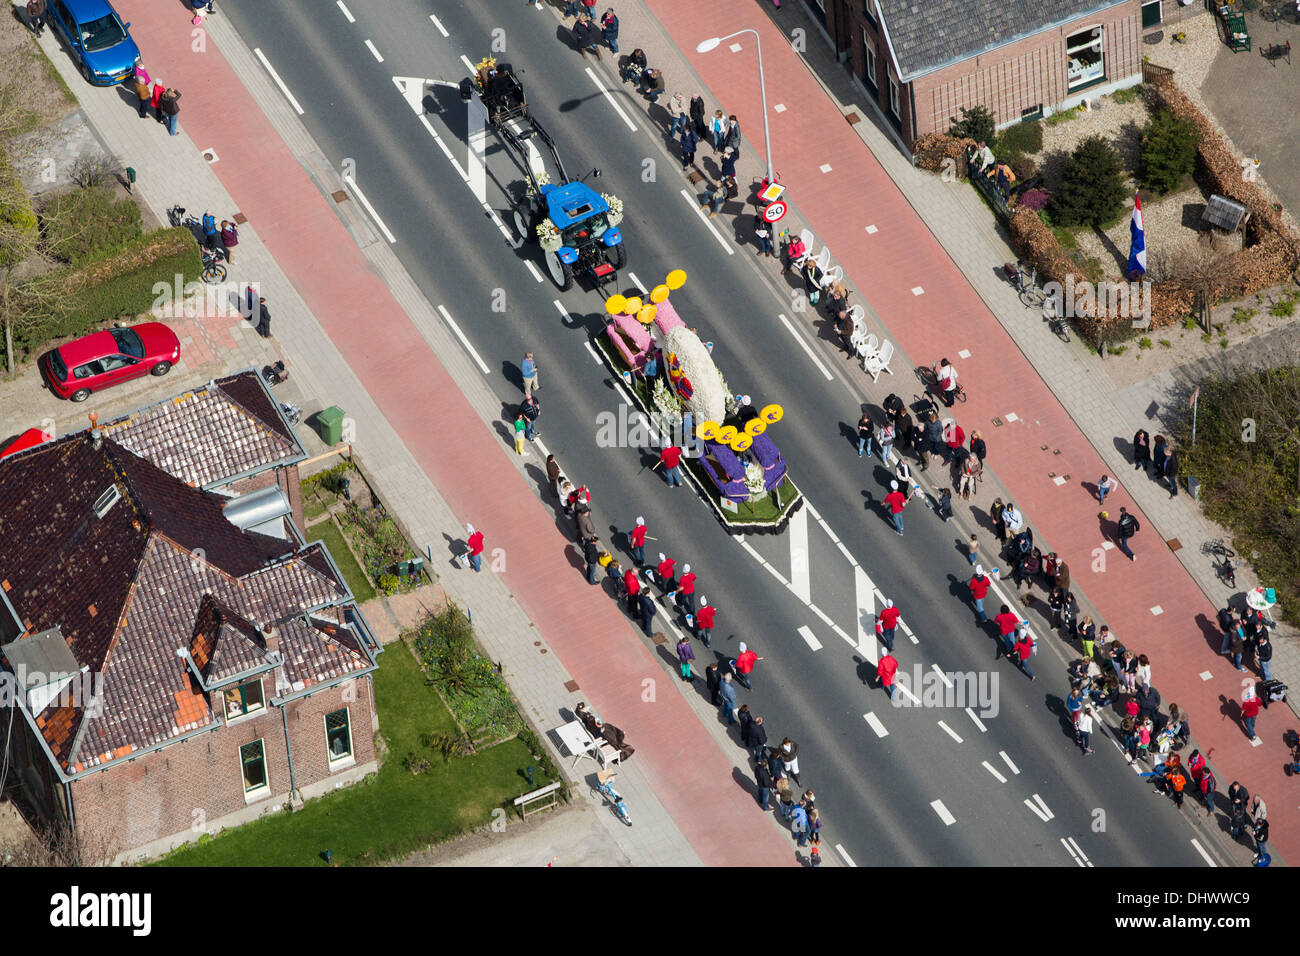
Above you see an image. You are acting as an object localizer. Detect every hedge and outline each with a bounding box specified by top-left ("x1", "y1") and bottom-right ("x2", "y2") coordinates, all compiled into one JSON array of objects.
[
  {"x1": 996, "y1": 120, "x2": 1043, "y2": 158},
  {"x1": 13, "y1": 226, "x2": 201, "y2": 360},
  {"x1": 0, "y1": 154, "x2": 39, "y2": 268},
  {"x1": 41, "y1": 187, "x2": 143, "y2": 265}
]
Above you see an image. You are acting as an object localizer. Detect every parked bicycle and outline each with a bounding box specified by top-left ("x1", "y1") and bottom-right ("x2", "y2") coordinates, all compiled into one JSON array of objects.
[
  {"x1": 1003, "y1": 260, "x2": 1047, "y2": 309},
  {"x1": 1043, "y1": 290, "x2": 1070, "y2": 342},
  {"x1": 1201, "y1": 538, "x2": 1241, "y2": 588},
  {"x1": 167, "y1": 204, "x2": 228, "y2": 284},
  {"x1": 917, "y1": 361, "x2": 967, "y2": 404},
  {"x1": 594, "y1": 768, "x2": 631, "y2": 826}
]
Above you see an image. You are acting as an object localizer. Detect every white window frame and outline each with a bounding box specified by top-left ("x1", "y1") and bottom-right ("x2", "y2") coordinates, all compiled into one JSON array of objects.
[
  {"x1": 1066, "y1": 25, "x2": 1106, "y2": 90},
  {"x1": 888, "y1": 74, "x2": 900, "y2": 118},
  {"x1": 240, "y1": 738, "x2": 271, "y2": 802},
  {"x1": 863, "y1": 30, "x2": 877, "y2": 86},
  {"x1": 324, "y1": 707, "x2": 355, "y2": 769}
]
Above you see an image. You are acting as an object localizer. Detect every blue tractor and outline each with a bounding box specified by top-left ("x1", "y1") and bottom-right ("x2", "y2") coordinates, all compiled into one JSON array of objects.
[{"x1": 463, "y1": 62, "x2": 625, "y2": 292}]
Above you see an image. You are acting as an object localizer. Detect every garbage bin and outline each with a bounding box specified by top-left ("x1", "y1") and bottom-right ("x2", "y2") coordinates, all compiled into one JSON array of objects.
[{"x1": 318, "y1": 406, "x2": 344, "y2": 446}]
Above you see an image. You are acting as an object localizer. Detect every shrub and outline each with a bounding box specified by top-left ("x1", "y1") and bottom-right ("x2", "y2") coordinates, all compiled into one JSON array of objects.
[
  {"x1": 915, "y1": 132, "x2": 971, "y2": 176},
  {"x1": 996, "y1": 120, "x2": 1043, "y2": 157},
  {"x1": 1138, "y1": 336, "x2": 1153, "y2": 349},
  {"x1": 948, "y1": 105, "x2": 995, "y2": 145},
  {"x1": 1111, "y1": 86, "x2": 1142, "y2": 105},
  {"x1": 41, "y1": 187, "x2": 143, "y2": 265},
  {"x1": 1049, "y1": 135, "x2": 1128, "y2": 227},
  {"x1": 1019, "y1": 189, "x2": 1050, "y2": 212},
  {"x1": 0, "y1": 156, "x2": 39, "y2": 268},
  {"x1": 1010, "y1": 156, "x2": 1037, "y2": 182},
  {"x1": 1139, "y1": 109, "x2": 1198, "y2": 194},
  {"x1": 1270, "y1": 300, "x2": 1296, "y2": 317}
]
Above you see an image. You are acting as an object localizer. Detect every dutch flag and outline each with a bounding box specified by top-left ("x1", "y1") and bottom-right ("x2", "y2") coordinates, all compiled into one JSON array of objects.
[{"x1": 1128, "y1": 194, "x2": 1147, "y2": 279}]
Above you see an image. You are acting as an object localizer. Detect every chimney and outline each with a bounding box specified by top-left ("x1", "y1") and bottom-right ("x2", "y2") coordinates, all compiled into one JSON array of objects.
[
  {"x1": 88, "y1": 411, "x2": 102, "y2": 449},
  {"x1": 261, "y1": 622, "x2": 279, "y2": 655}
]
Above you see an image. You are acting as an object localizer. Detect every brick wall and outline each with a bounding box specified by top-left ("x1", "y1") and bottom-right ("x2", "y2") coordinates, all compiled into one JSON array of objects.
[{"x1": 69, "y1": 676, "x2": 374, "y2": 860}]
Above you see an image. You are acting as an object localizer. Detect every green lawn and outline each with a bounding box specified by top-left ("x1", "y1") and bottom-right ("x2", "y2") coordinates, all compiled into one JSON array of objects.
[
  {"x1": 155, "y1": 645, "x2": 547, "y2": 866},
  {"x1": 307, "y1": 520, "x2": 376, "y2": 603}
]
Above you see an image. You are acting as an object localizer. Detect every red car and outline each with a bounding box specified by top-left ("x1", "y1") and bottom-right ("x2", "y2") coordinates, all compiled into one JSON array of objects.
[
  {"x1": 0, "y1": 428, "x2": 52, "y2": 461},
  {"x1": 40, "y1": 323, "x2": 180, "y2": 402}
]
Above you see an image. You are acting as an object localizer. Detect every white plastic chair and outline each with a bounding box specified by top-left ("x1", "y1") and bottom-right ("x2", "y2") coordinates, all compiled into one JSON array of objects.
[
  {"x1": 863, "y1": 339, "x2": 895, "y2": 381},
  {"x1": 818, "y1": 264, "x2": 844, "y2": 289},
  {"x1": 798, "y1": 228, "x2": 815, "y2": 251},
  {"x1": 813, "y1": 246, "x2": 832, "y2": 273},
  {"x1": 848, "y1": 304, "x2": 865, "y2": 326},
  {"x1": 855, "y1": 333, "x2": 879, "y2": 363}
]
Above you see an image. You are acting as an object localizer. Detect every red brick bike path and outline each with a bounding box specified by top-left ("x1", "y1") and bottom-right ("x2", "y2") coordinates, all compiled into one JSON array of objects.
[
  {"x1": 119, "y1": 2, "x2": 791, "y2": 866},
  {"x1": 649, "y1": 0, "x2": 1292, "y2": 861}
]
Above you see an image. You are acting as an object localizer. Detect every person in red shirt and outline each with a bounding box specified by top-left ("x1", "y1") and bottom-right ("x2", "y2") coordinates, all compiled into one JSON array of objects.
[
  {"x1": 968, "y1": 566, "x2": 991, "y2": 622},
  {"x1": 655, "y1": 553, "x2": 676, "y2": 596},
  {"x1": 1014, "y1": 631, "x2": 1035, "y2": 681},
  {"x1": 627, "y1": 516, "x2": 647, "y2": 565},
  {"x1": 1241, "y1": 693, "x2": 1261, "y2": 741},
  {"x1": 659, "y1": 445, "x2": 684, "y2": 487},
  {"x1": 694, "y1": 598, "x2": 716, "y2": 647},
  {"x1": 677, "y1": 563, "x2": 697, "y2": 614},
  {"x1": 151, "y1": 79, "x2": 166, "y2": 122},
  {"x1": 623, "y1": 567, "x2": 641, "y2": 615},
  {"x1": 463, "y1": 523, "x2": 485, "y2": 573},
  {"x1": 883, "y1": 480, "x2": 907, "y2": 535},
  {"x1": 992, "y1": 604, "x2": 1019, "y2": 659},
  {"x1": 732, "y1": 641, "x2": 763, "y2": 690},
  {"x1": 877, "y1": 599, "x2": 902, "y2": 652},
  {"x1": 877, "y1": 651, "x2": 899, "y2": 701}
]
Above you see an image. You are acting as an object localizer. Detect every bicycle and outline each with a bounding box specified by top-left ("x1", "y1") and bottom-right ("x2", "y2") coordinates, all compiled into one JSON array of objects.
[
  {"x1": 1043, "y1": 291, "x2": 1070, "y2": 342},
  {"x1": 1013, "y1": 260, "x2": 1046, "y2": 309},
  {"x1": 594, "y1": 768, "x2": 631, "y2": 825},
  {"x1": 917, "y1": 362, "x2": 967, "y2": 404},
  {"x1": 167, "y1": 204, "x2": 228, "y2": 284},
  {"x1": 1201, "y1": 538, "x2": 1241, "y2": 588}
]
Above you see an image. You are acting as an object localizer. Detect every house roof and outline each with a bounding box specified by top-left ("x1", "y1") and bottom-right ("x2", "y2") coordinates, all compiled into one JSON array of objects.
[
  {"x1": 874, "y1": 0, "x2": 1123, "y2": 81},
  {"x1": 0, "y1": 433, "x2": 370, "y2": 774},
  {"x1": 99, "y1": 371, "x2": 302, "y2": 488}
]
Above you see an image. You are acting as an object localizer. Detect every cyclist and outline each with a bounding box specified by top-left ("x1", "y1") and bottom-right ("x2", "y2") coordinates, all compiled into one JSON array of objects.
[{"x1": 935, "y1": 358, "x2": 959, "y2": 407}]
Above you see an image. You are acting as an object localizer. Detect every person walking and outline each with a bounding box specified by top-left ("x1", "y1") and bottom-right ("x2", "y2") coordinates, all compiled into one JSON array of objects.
[
  {"x1": 754, "y1": 757, "x2": 773, "y2": 811},
  {"x1": 993, "y1": 604, "x2": 1019, "y2": 660},
  {"x1": 1115, "y1": 506, "x2": 1139, "y2": 561},
  {"x1": 936, "y1": 358, "x2": 959, "y2": 407},
  {"x1": 1132, "y1": 428, "x2": 1151, "y2": 473},
  {"x1": 677, "y1": 563, "x2": 697, "y2": 615},
  {"x1": 653, "y1": 552, "x2": 676, "y2": 596},
  {"x1": 856, "y1": 412, "x2": 874, "y2": 458},
  {"x1": 1077, "y1": 704, "x2": 1095, "y2": 753},
  {"x1": 520, "y1": 352, "x2": 539, "y2": 396},
  {"x1": 877, "y1": 599, "x2": 901, "y2": 653},
  {"x1": 694, "y1": 598, "x2": 716, "y2": 647},
  {"x1": 1015, "y1": 628, "x2": 1036, "y2": 680},
  {"x1": 133, "y1": 64, "x2": 152, "y2": 118},
  {"x1": 1152, "y1": 435, "x2": 1168, "y2": 478},
  {"x1": 675, "y1": 635, "x2": 695, "y2": 682},
  {"x1": 1164, "y1": 447, "x2": 1180, "y2": 499},
  {"x1": 254, "y1": 297, "x2": 271, "y2": 338},
  {"x1": 26, "y1": 0, "x2": 46, "y2": 36},
  {"x1": 220, "y1": 219, "x2": 239, "y2": 264},
  {"x1": 678, "y1": 123, "x2": 698, "y2": 168},
  {"x1": 966, "y1": 534, "x2": 980, "y2": 567},
  {"x1": 600, "y1": 8, "x2": 619, "y2": 51},
  {"x1": 732, "y1": 642, "x2": 762, "y2": 690},
  {"x1": 968, "y1": 566, "x2": 991, "y2": 622},
  {"x1": 1096, "y1": 474, "x2": 1115, "y2": 505},
  {"x1": 582, "y1": 536, "x2": 601, "y2": 585},
  {"x1": 718, "y1": 672, "x2": 738, "y2": 724},
  {"x1": 705, "y1": 661, "x2": 722, "y2": 705},
  {"x1": 159, "y1": 87, "x2": 181, "y2": 136},
  {"x1": 877, "y1": 650, "x2": 899, "y2": 701},
  {"x1": 637, "y1": 588, "x2": 657, "y2": 637},
  {"x1": 884, "y1": 480, "x2": 907, "y2": 536},
  {"x1": 464, "y1": 524, "x2": 485, "y2": 572},
  {"x1": 658, "y1": 444, "x2": 685, "y2": 486},
  {"x1": 627, "y1": 516, "x2": 647, "y2": 565},
  {"x1": 1241, "y1": 689, "x2": 1261, "y2": 742}
]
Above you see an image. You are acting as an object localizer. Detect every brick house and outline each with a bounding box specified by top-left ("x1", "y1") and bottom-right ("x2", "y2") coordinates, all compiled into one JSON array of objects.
[
  {"x1": 803, "y1": 0, "x2": 1192, "y2": 152},
  {"x1": 0, "y1": 372, "x2": 382, "y2": 863}
]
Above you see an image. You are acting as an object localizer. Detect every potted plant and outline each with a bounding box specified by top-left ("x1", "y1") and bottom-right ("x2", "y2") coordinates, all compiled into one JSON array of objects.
[
  {"x1": 603, "y1": 193, "x2": 624, "y2": 227},
  {"x1": 536, "y1": 218, "x2": 561, "y2": 252}
]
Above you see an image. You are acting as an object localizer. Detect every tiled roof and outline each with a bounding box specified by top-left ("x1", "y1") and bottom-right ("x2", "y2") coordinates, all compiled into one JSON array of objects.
[
  {"x1": 875, "y1": 0, "x2": 1122, "y2": 80},
  {"x1": 0, "y1": 433, "x2": 371, "y2": 773},
  {"x1": 100, "y1": 371, "x2": 301, "y2": 488}
]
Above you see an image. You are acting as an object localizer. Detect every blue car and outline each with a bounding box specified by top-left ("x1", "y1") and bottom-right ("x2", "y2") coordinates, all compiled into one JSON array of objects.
[{"x1": 46, "y1": 0, "x2": 140, "y2": 86}]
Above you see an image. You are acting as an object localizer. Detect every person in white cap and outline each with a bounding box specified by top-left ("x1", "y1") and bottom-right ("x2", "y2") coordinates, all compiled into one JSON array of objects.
[
  {"x1": 968, "y1": 565, "x2": 992, "y2": 623},
  {"x1": 655, "y1": 552, "x2": 677, "y2": 596},
  {"x1": 628, "y1": 516, "x2": 648, "y2": 565},
  {"x1": 732, "y1": 641, "x2": 763, "y2": 690},
  {"x1": 694, "y1": 597, "x2": 716, "y2": 647},
  {"x1": 883, "y1": 480, "x2": 908, "y2": 536},
  {"x1": 465, "y1": 523, "x2": 485, "y2": 573},
  {"x1": 877, "y1": 598, "x2": 902, "y2": 652},
  {"x1": 677, "y1": 563, "x2": 697, "y2": 614}
]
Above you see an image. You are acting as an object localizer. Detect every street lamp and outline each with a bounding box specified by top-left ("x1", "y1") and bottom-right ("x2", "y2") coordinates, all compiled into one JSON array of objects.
[{"x1": 696, "y1": 30, "x2": 774, "y2": 185}]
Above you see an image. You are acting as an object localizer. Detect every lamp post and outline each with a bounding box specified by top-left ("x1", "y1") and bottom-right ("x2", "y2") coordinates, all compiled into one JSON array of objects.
[{"x1": 696, "y1": 30, "x2": 773, "y2": 186}]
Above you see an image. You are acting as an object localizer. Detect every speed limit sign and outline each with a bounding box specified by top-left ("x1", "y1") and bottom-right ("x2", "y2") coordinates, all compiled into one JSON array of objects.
[{"x1": 762, "y1": 200, "x2": 787, "y2": 223}]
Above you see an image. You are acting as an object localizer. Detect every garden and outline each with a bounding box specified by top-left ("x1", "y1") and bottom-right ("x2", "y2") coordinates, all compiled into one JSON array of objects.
[
  {"x1": 155, "y1": 619, "x2": 559, "y2": 867},
  {"x1": 302, "y1": 461, "x2": 431, "y2": 602}
]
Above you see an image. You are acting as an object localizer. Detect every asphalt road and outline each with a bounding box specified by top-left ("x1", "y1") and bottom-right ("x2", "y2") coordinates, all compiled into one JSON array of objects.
[{"x1": 219, "y1": 0, "x2": 1224, "y2": 866}]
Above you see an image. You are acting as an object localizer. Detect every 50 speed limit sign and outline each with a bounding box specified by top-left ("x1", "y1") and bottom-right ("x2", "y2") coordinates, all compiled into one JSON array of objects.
[{"x1": 762, "y1": 200, "x2": 787, "y2": 223}]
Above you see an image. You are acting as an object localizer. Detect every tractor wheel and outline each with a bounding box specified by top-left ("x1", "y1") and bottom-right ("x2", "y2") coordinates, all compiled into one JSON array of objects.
[
  {"x1": 547, "y1": 252, "x2": 574, "y2": 291},
  {"x1": 608, "y1": 242, "x2": 627, "y2": 269}
]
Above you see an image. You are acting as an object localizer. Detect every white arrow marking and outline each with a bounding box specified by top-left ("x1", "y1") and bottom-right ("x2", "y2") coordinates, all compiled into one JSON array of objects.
[
  {"x1": 467, "y1": 95, "x2": 488, "y2": 203},
  {"x1": 788, "y1": 506, "x2": 810, "y2": 604}
]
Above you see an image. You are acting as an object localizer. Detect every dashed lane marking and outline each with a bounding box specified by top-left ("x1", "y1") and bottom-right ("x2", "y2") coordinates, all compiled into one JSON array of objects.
[
  {"x1": 854, "y1": 566, "x2": 877, "y2": 666},
  {"x1": 1061, "y1": 838, "x2": 1086, "y2": 867},
  {"x1": 777, "y1": 313, "x2": 834, "y2": 381},
  {"x1": 429, "y1": 12, "x2": 450, "y2": 36},
  {"x1": 525, "y1": 260, "x2": 544, "y2": 283},
  {"x1": 460, "y1": 54, "x2": 476, "y2": 73},
  {"x1": 627, "y1": 271, "x2": 648, "y2": 294},
  {"x1": 336, "y1": 1, "x2": 355, "y2": 23},
  {"x1": 1066, "y1": 837, "x2": 1093, "y2": 867},
  {"x1": 678, "y1": 188, "x2": 735, "y2": 255},
  {"x1": 937, "y1": 720, "x2": 963, "y2": 744},
  {"x1": 789, "y1": 506, "x2": 811, "y2": 603},
  {"x1": 965, "y1": 707, "x2": 988, "y2": 733},
  {"x1": 835, "y1": 844, "x2": 857, "y2": 866},
  {"x1": 797, "y1": 626, "x2": 823, "y2": 652},
  {"x1": 930, "y1": 799, "x2": 956, "y2": 826},
  {"x1": 436, "y1": 305, "x2": 490, "y2": 374},
  {"x1": 365, "y1": 39, "x2": 384, "y2": 63},
  {"x1": 931, "y1": 664, "x2": 953, "y2": 688},
  {"x1": 863, "y1": 713, "x2": 888, "y2": 738},
  {"x1": 1023, "y1": 793, "x2": 1054, "y2": 822},
  {"x1": 982, "y1": 761, "x2": 1006, "y2": 783},
  {"x1": 999, "y1": 750, "x2": 1021, "y2": 775},
  {"x1": 1190, "y1": 839, "x2": 1217, "y2": 867},
  {"x1": 582, "y1": 340, "x2": 602, "y2": 364}
]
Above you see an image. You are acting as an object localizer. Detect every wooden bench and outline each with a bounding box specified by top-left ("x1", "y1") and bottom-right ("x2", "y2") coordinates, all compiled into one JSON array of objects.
[{"x1": 513, "y1": 781, "x2": 562, "y2": 818}]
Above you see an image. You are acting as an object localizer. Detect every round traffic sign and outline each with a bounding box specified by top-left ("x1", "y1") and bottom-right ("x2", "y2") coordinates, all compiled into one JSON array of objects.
[{"x1": 762, "y1": 200, "x2": 787, "y2": 223}]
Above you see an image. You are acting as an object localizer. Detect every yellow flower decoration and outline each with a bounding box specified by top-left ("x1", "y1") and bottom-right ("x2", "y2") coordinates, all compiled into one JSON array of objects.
[
  {"x1": 623, "y1": 296, "x2": 643, "y2": 315},
  {"x1": 697, "y1": 420, "x2": 720, "y2": 441},
  {"x1": 760, "y1": 404, "x2": 784, "y2": 424},
  {"x1": 665, "y1": 269, "x2": 687, "y2": 290},
  {"x1": 650, "y1": 284, "x2": 670, "y2": 303},
  {"x1": 744, "y1": 418, "x2": 767, "y2": 437},
  {"x1": 637, "y1": 304, "x2": 657, "y2": 324},
  {"x1": 605, "y1": 293, "x2": 628, "y2": 315},
  {"x1": 715, "y1": 425, "x2": 739, "y2": 445},
  {"x1": 730, "y1": 434, "x2": 753, "y2": 452}
]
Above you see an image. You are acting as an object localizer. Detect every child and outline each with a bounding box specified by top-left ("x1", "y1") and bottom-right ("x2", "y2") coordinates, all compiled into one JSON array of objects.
[
  {"x1": 967, "y1": 534, "x2": 979, "y2": 566},
  {"x1": 937, "y1": 488, "x2": 953, "y2": 522},
  {"x1": 675, "y1": 635, "x2": 695, "y2": 682},
  {"x1": 1137, "y1": 717, "x2": 1152, "y2": 762},
  {"x1": 1097, "y1": 474, "x2": 1115, "y2": 505}
]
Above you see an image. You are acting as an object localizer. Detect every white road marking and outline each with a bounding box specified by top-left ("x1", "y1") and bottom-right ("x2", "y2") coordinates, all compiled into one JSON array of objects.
[
  {"x1": 777, "y1": 313, "x2": 834, "y2": 381},
  {"x1": 937, "y1": 720, "x2": 963, "y2": 744},
  {"x1": 741, "y1": 540, "x2": 788, "y2": 587},
  {"x1": 365, "y1": 39, "x2": 384, "y2": 63},
  {"x1": 525, "y1": 260, "x2": 544, "y2": 283},
  {"x1": 999, "y1": 750, "x2": 1021, "y2": 775},
  {"x1": 865, "y1": 224, "x2": 878, "y2": 234},
  {"x1": 1024, "y1": 798, "x2": 1051, "y2": 823},
  {"x1": 1066, "y1": 837, "x2": 1093, "y2": 867},
  {"x1": 466, "y1": 95, "x2": 489, "y2": 203},
  {"x1": 788, "y1": 506, "x2": 811, "y2": 603},
  {"x1": 1190, "y1": 838, "x2": 1217, "y2": 867},
  {"x1": 854, "y1": 566, "x2": 876, "y2": 665},
  {"x1": 553, "y1": 300, "x2": 571, "y2": 321},
  {"x1": 981, "y1": 761, "x2": 1006, "y2": 783},
  {"x1": 678, "y1": 188, "x2": 735, "y2": 254},
  {"x1": 583, "y1": 340, "x2": 602, "y2": 364},
  {"x1": 1060, "y1": 837, "x2": 1085, "y2": 867},
  {"x1": 797, "y1": 626, "x2": 822, "y2": 652},
  {"x1": 1023, "y1": 793, "x2": 1054, "y2": 822},
  {"x1": 965, "y1": 707, "x2": 988, "y2": 733},
  {"x1": 930, "y1": 664, "x2": 953, "y2": 688},
  {"x1": 254, "y1": 48, "x2": 305, "y2": 115},
  {"x1": 896, "y1": 682, "x2": 920, "y2": 705},
  {"x1": 460, "y1": 54, "x2": 476, "y2": 73},
  {"x1": 435, "y1": 305, "x2": 489, "y2": 374},
  {"x1": 836, "y1": 539, "x2": 856, "y2": 565},
  {"x1": 930, "y1": 800, "x2": 956, "y2": 826},
  {"x1": 627, "y1": 271, "x2": 648, "y2": 294},
  {"x1": 429, "y1": 12, "x2": 450, "y2": 37},
  {"x1": 415, "y1": 111, "x2": 472, "y2": 180},
  {"x1": 342, "y1": 175, "x2": 396, "y2": 244},
  {"x1": 584, "y1": 67, "x2": 637, "y2": 132},
  {"x1": 533, "y1": 437, "x2": 550, "y2": 458},
  {"x1": 835, "y1": 844, "x2": 857, "y2": 866},
  {"x1": 863, "y1": 712, "x2": 888, "y2": 738},
  {"x1": 613, "y1": 382, "x2": 637, "y2": 408},
  {"x1": 336, "y1": 0, "x2": 355, "y2": 23}
]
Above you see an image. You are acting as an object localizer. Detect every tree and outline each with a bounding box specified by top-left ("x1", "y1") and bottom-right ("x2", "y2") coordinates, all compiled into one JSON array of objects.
[
  {"x1": 948, "y1": 105, "x2": 995, "y2": 145},
  {"x1": 1048, "y1": 135, "x2": 1128, "y2": 228},
  {"x1": 1139, "y1": 109, "x2": 1198, "y2": 194}
]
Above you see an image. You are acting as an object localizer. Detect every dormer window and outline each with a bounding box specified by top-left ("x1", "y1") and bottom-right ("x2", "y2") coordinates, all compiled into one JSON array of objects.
[{"x1": 224, "y1": 679, "x2": 264, "y2": 720}]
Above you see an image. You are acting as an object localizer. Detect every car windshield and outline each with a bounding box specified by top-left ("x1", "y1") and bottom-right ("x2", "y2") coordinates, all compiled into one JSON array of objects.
[
  {"x1": 562, "y1": 213, "x2": 609, "y2": 246},
  {"x1": 111, "y1": 327, "x2": 144, "y2": 358},
  {"x1": 79, "y1": 13, "x2": 127, "y2": 53}
]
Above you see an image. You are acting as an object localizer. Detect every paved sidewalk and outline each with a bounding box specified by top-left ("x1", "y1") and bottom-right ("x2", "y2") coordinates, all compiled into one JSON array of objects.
[
  {"x1": 612, "y1": 0, "x2": 1297, "y2": 862},
  {"x1": 29, "y1": 0, "x2": 797, "y2": 867}
]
